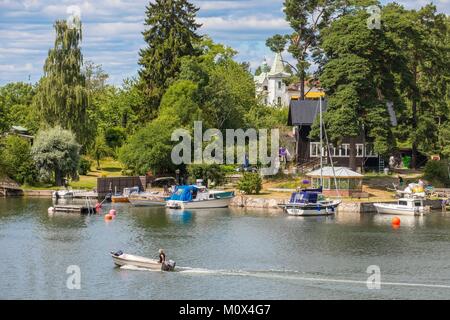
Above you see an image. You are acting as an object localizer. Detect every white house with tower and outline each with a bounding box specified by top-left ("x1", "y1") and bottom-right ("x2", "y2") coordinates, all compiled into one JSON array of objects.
[{"x1": 254, "y1": 53, "x2": 291, "y2": 107}]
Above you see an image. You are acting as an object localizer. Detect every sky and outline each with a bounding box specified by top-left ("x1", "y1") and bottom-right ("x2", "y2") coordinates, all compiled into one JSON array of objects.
[{"x1": 0, "y1": 0, "x2": 449, "y2": 86}]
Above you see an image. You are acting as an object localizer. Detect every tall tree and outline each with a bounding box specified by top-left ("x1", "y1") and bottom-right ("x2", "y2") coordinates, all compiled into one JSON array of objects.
[
  {"x1": 0, "y1": 82, "x2": 38, "y2": 133},
  {"x1": 33, "y1": 19, "x2": 89, "y2": 145},
  {"x1": 84, "y1": 60, "x2": 109, "y2": 92},
  {"x1": 267, "y1": 0, "x2": 377, "y2": 100},
  {"x1": 266, "y1": 34, "x2": 288, "y2": 54},
  {"x1": 316, "y1": 7, "x2": 404, "y2": 170},
  {"x1": 138, "y1": 0, "x2": 202, "y2": 121},
  {"x1": 384, "y1": 3, "x2": 450, "y2": 167}
]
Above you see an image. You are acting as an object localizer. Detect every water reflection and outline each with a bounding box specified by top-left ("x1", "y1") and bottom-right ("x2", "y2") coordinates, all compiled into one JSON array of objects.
[
  {"x1": 372, "y1": 214, "x2": 425, "y2": 228},
  {"x1": 166, "y1": 209, "x2": 193, "y2": 224}
]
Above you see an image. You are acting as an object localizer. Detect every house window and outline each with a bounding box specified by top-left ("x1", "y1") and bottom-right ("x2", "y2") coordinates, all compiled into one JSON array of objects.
[
  {"x1": 365, "y1": 143, "x2": 377, "y2": 157},
  {"x1": 264, "y1": 97, "x2": 268, "y2": 105},
  {"x1": 356, "y1": 144, "x2": 364, "y2": 157},
  {"x1": 278, "y1": 81, "x2": 282, "y2": 89},
  {"x1": 310, "y1": 142, "x2": 320, "y2": 157},
  {"x1": 263, "y1": 86, "x2": 268, "y2": 91},
  {"x1": 338, "y1": 144, "x2": 349, "y2": 157},
  {"x1": 327, "y1": 144, "x2": 336, "y2": 157},
  {"x1": 277, "y1": 97, "x2": 282, "y2": 105}
]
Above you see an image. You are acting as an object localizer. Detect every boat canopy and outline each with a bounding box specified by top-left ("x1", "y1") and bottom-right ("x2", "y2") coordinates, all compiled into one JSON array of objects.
[
  {"x1": 169, "y1": 185, "x2": 199, "y2": 202},
  {"x1": 289, "y1": 187, "x2": 323, "y2": 204}
]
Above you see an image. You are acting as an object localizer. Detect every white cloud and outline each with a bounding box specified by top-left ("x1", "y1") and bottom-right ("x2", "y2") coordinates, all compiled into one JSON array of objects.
[
  {"x1": 0, "y1": 0, "x2": 448, "y2": 86},
  {"x1": 0, "y1": 63, "x2": 34, "y2": 72},
  {"x1": 198, "y1": 16, "x2": 289, "y2": 31}
]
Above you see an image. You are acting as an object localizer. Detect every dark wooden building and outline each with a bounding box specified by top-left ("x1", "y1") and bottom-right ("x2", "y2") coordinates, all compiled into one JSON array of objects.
[{"x1": 288, "y1": 100, "x2": 379, "y2": 171}]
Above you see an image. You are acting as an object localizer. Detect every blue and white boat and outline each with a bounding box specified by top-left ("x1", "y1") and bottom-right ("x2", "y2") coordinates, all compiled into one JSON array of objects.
[
  {"x1": 283, "y1": 96, "x2": 341, "y2": 216},
  {"x1": 166, "y1": 185, "x2": 235, "y2": 209},
  {"x1": 284, "y1": 187, "x2": 341, "y2": 216}
]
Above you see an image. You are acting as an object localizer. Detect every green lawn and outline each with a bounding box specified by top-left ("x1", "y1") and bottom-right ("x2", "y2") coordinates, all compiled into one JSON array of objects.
[{"x1": 24, "y1": 158, "x2": 124, "y2": 191}]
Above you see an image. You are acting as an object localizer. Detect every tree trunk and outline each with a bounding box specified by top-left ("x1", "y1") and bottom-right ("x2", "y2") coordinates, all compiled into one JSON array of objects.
[
  {"x1": 411, "y1": 99, "x2": 418, "y2": 169},
  {"x1": 55, "y1": 169, "x2": 63, "y2": 187},
  {"x1": 349, "y1": 138, "x2": 357, "y2": 171},
  {"x1": 411, "y1": 63, "x2": 419, "y2": 169},
  {"x1": 299, "y1": 70, "x2": 305, "y2": 100}
]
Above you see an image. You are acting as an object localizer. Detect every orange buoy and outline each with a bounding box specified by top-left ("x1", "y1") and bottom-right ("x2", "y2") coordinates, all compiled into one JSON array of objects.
[
  {"x1": 392, "y1": 217, "x2": 401, "y2": 226},
  {"x1": 104, "y1": 214, "x2": 113, "y2": 221}
]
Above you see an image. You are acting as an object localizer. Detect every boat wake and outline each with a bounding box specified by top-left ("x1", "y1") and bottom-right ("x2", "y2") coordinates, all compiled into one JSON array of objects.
[
  {"x1": 120, "y1": 265, "x2": 160, "y2": 272},
  {"x1": 120, "y1": 265, "x2": 450, "y2": 289}
]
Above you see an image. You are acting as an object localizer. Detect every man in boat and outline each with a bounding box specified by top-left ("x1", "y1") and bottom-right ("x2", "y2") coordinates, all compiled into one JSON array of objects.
[{"x1": 158, "y1": 249, "x2": 166, "y2": 263}]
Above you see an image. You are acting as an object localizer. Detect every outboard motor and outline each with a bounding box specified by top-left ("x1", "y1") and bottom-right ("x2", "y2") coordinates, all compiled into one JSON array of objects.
[{"x1": 161, "y1": 260, "x2": 176, "y2": 271}]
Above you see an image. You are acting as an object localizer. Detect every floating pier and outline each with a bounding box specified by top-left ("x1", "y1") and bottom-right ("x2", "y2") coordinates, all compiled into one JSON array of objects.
[
  {"x1": 52, "y1": 205, "x2": 95, "y2": 214},
  {"x1": 72, "y1": 191, "x2": 98, "y2": 199}
]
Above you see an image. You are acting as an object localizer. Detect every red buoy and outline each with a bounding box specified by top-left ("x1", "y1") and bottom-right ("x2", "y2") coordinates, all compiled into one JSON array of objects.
[
  {"x1": 392, "y1": 217, "x2": 401, "y2": 226},
  {"x1": 109, "y1": 209, "x2": 117, "y2": 216}
]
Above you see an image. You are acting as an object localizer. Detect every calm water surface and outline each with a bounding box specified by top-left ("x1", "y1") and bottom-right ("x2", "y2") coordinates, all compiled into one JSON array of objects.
[{"x1": 1, "y1": 197, "x2": 450, "y2": 300}]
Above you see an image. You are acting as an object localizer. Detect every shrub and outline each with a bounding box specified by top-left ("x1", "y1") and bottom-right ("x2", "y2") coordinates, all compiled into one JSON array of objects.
[
  {"x1": 31, "y1": 127, "x2": 80, "y2": 186},
  {"x1": 121, "y1": 169, "x2": 134, "y2": 176},
  {"x1": 423, "y1": 160, "x2": 450, "y2": 187},
  {"x1": 105, "y1": 126, "x2": 126, "y2": 150},
  {"x1": 78, "y1": 157, "x2": 92, "y2": 175},
  {"x1": 220, "y1": 164, "x2": 238, "y2": 173},
  {"x1": 238, "y1": 172, "x2": 262, "y2": 194},
  {"x1": 188, "y1": 164, "x2": 226, "y2": 187},
  {"x1": 0, "y1": 135, "x2": 38, "y2": 185}
]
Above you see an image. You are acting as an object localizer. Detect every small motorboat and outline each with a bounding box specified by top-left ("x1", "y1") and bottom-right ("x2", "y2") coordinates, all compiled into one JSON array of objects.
[
  {"x1": 166, "y1": 185, "x2": 235, "y2": 209},
  {"x1": 110, "y1": 251, "x2": 176, "y2": 271},
  {"x1": 111, "y1": 187, "x2": 140, "y2": 203},
  {"x1": 283, "y1": 187, "x2": 341, "y2": 216},
  {"x1": 374, "y1": 197, "x2": 430, "y2": 216},
  {"x1": 128, "y1": 192, "x2": 169, "y2": 207},
  {"x1": 52, "y1": 189, "x2": 74, "y2": 199}
]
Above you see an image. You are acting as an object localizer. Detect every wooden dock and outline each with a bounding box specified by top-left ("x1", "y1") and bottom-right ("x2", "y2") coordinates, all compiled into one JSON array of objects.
[
  {"x1": 53, "y1": 205, "x2": 95, "y2": 214},
  {"x1": 72, "y1": 190, "x2": 98, "y2": 199}
]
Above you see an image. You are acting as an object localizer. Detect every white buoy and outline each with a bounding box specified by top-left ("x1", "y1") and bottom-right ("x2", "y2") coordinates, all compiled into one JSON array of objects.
[{"x1": 48, "y1": 207, "x2": 55, "y2": 214}]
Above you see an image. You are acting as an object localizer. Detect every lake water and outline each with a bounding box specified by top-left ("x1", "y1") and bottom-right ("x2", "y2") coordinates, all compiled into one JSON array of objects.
[{"x1": 1, "y1": 197, "x2": 450, "y2": 300}]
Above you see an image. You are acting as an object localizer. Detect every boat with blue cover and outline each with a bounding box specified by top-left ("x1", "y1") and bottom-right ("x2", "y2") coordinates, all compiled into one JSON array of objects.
[
  {"x1": 166, "y1": 185, "x2": 235, "y2": 209},
  {"x1": 284, "y1": 187, "x2": 341, "y2": 216},
  {"x1": 283, "y1": 96, "x2": 341, "y2": 216}
]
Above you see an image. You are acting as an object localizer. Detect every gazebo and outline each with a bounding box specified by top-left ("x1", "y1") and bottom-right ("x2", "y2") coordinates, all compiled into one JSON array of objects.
[{"x1": 306, "y1": 167, "x2": 364, "y2": 197}]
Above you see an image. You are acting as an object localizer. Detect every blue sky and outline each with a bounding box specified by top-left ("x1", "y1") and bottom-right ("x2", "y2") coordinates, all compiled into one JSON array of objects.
[{"x1": 0, "y1": 0, "x2": 448, "y2": 86}]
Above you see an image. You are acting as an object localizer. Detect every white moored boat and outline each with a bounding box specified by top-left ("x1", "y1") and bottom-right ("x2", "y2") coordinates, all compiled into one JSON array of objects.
[
  {"x1": 374, "y1": 197, "x2": 430, "y2": 216},
  {"x1": 284, "y1": 188, "x2": 341, "y2": 216},
  {"x1": 166, "y1": 185, "x2": 234, "y2": 209},
  {"x1": 52, "y1": 189, "x2": 74, "y2": 199},
  {"x1": 283, "y1": 96, "x2": 341, "y2": 217},
  {"x1": 128, "y1": 192, "x2": 169, "y2": 207},
  {"x1": 110, "y1": 251, "x2": 176, "y2": 271}
]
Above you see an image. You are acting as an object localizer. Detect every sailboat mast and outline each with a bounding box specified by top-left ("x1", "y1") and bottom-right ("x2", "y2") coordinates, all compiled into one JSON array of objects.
[{"x1": 320, "y1": 96, "x2": 323, "y2": 187}]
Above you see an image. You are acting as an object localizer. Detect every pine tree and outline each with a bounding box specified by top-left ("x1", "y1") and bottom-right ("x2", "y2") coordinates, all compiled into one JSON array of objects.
[
  {"x1": 138, "y1": 0, "x2": 202, "y2": 121},
  {"x1": 316, "y1": 7, "x2": 404, "y2": 170},
  {"x1": 34, "y1": 19, "x2": 89, "y2": 145},
  {"x1": 384, "y1": 3, "x2": 450, "y2": 167}
]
